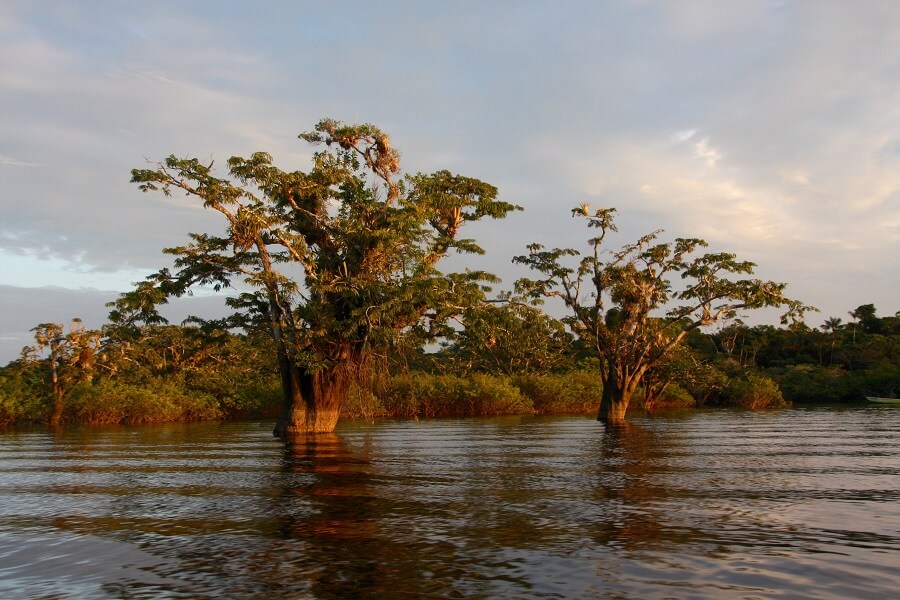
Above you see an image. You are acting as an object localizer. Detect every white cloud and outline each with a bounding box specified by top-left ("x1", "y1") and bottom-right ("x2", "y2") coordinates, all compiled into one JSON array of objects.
[
  {"x1": 672, "y1": 129, "x2": 697, "y2": 143},
  {"x1": 693, "y1": 138, "x2": 721, "y2": 168},
  {"x1": 0, "y1": 155, "x2": 41, "y2": 167}
]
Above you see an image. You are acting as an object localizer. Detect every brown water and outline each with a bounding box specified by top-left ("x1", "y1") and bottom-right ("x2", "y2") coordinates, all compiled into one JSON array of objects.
[{"x1": 0, "y1": 408, "x2": 898, "y2": 599}]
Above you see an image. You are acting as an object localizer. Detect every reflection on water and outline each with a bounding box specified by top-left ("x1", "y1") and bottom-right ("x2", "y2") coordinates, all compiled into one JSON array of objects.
[{"x1": 0, "y1": 409, "x2": 898, "y2": 598}]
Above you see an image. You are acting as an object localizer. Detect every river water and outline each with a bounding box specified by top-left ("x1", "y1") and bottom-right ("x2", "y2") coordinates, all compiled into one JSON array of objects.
[{"x1": 0, "y1": 407, "x2": 898, "y2": 599}]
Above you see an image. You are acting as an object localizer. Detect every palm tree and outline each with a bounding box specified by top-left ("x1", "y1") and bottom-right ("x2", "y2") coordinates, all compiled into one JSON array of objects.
[
  {"x1": 820, "y1": 317, "x2": 842, "y2": 365},
  {"x1": 848, "y1": 309, "x2": 861, "y2": 344}
]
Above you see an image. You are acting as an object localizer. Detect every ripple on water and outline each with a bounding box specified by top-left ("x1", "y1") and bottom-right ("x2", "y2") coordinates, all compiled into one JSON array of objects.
[{"x1": 0, "y1": 411, "x2": 897, "y2": 598}]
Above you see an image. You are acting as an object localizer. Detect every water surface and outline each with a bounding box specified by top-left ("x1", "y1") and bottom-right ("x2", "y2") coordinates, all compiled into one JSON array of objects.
[{"x1": 1, "y1": 408, "x2": 898, "y2": 598}]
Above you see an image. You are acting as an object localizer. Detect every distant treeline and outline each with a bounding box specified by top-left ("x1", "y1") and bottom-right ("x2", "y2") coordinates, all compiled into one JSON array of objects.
[{"x1": 1, "y1": 302, "x2": 896, "y2": 428}]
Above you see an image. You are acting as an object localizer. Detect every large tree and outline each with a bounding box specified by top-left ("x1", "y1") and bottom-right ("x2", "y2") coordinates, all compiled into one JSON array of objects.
[
  {"x1": 117, "y1": 119, "x2": 519, "y2": 435},
  {"x1": 514, "y1": 206, "x2": 813, "y2": 425}
]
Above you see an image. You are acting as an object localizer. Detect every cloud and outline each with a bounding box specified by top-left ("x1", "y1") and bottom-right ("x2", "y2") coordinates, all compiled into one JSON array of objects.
[
  {"x1": 693, "y1": 138, "x2": 721, "y2": 168},
  {"x1": 672, "y1": 129, "x2": 697, "y2": 143},
  {"x1": 0, "y1": 155, "x2": 42, "y2": 167}
]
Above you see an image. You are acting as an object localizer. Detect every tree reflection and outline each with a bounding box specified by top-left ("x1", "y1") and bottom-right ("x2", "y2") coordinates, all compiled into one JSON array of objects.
[
  {"x1": 591, "y1": 423, "x2": 677, "y2": 552},
  {"x1": 275, "y1": 432, "x2": 473, "y2": 598},
  {"x1": 275, "y1": 433, "x2": 384, "y2": 596}
]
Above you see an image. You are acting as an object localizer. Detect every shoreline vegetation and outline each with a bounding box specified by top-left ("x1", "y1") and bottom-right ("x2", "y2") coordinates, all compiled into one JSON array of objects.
[
  {"x1": 0, "y1": 368, "x2": 784, "y2": 429},
  {"x1": 3, "y1": 300, "x2": 897, "y2": 430},
  {"x1": 2, "y1": 306, "x2": 897, "y2": 429}
]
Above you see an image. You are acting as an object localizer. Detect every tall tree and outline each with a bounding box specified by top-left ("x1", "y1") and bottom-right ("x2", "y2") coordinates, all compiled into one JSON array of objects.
[
  {"x1": 820, "y1": 317, "x2": 843, "y2": 365},
  {"x1": 514, "y1": 206, "x2": 813, "y2": 425},
  {"x1": 117, "y1": 119, "x2": 519, "y2": 434}
]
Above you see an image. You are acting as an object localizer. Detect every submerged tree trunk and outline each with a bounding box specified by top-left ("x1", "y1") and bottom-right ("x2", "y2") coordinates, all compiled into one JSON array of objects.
[
  {"x1": 597, "y1": 382, "x2": 630, "y2": 424},
  {"x1": 596, "y1": 362, "x2": 638, "y2": 425},
  {"x1": 274, "y1": 364, "x2": 352, "y2": 436}
]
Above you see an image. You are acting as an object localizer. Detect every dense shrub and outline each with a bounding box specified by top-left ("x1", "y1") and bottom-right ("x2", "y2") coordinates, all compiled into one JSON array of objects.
[
  {"x1": 378, "y1": 372, "x2": 533, "y2": 418},
  {"x1": 66, "y1": 379, "x2": 223, "y2": 425},
  {"x1": 226, "y1": 379, "x2": 284, "y2": 418},
  {"x1": 640, "y1": 382, "x2": 696, "y2": 412},
  {"x1": 0, "y1": 370, "x2": 49, "y2": 425},
  {"x1": 182, "y1": 368, "x2": 282, "y2": 418},
  {"x1": 511, "y1": 370, "x2": 601, "y2": 414},
  {"x1": 722, "y1": 374, "x2": 789, "y2": 410},
  {"x1": 771, "y1": 365, "x2": 854, "y2": 403},
  {"x1": 340, "y1": 380, "x2": 387, "y2": 420}
]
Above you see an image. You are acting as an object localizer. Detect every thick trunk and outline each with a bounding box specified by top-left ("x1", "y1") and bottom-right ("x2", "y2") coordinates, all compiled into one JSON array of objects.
[
  {"x1": 597, "y1": 363, "x2": 636, "y2": 425},
  {"x1": 274, "y1": 364, "x2": 350, "y2": 436},
  {"x1": 597, "y1": 382, "x2": 630, "y2": 424}
]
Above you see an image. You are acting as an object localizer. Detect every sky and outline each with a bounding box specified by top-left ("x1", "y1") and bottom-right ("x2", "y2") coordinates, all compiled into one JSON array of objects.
[{"x1": 2, "y1": 1, "x2": 899, "y2": 364}]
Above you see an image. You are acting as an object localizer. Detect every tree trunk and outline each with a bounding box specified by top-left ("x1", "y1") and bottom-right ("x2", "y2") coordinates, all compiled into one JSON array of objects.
[
  {"x1": 597, "y1": 363, "x2": 637, "y2": 425},
  {"x1": 597, "y1": 382, "x2": 630, "y2": 424},
  {"x1": 274, "y1": 364, "x2": 350, "y2": 436},
  {"x1": 49, "y1": 351, "x2": 63, "y2": 428},
  {"x1": 50, "y1": 388, "x2": 64, "y2": 428}
]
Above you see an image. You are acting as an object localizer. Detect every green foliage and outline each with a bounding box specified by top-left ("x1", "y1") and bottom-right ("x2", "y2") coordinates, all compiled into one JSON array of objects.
[
  {"x1": 0, "y1": 326, "x2": 283, "y2": 427},
  {"x1": 339, "y1": 380, "x2": 387, "y2": 421},
  {"x1": 436, "y1": 303, "x2": 575, "y2": 375},
  {"x1": 0, "y1": 371, "x2": 40, "y2": 426},
  {"x1": 637, "y1": 382, "x2": 697, "y2": 412},
  {"x1": 63, "y1": 379, "x2": 222, "y2": 425},
  {"x1": 8, "y1": 299, "x2": 897, "y2": 427},
  {"x1": 0, "y1": 360, "x2": 48, "y2": 424},
  {"x1": 510, "y1": 370, "x2": 601, "y2": 414},
  {"x1": 679, "y1": 361, "x2": 729, "y2": 407},
  {"x1": 772, "y1": 365, "x2": 854, "y2": 403},
  {"x1": 21, "y1": 319, "x2": 102, "y2": 426},
  {"x1": 378, "y1": 372, "x2": 533, "y2": 418},
  {"x1": 352, "y1": 370, "x2": 601, "y2": 418},
  {"x1": 656, "y1": 382, "x2": 696, "y2": 408},
  {"x1": 722, "y1": 374, "x2": 789, "y2": 410}
]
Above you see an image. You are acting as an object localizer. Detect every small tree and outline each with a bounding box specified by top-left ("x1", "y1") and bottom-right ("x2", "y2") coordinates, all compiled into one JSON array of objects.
[
  {"x1": 639, "y1": 344, "x2": 707, "y2": 410},
  {"x1": 514, "y1": 206, "x2": 813, "y2": 425},
  {"x1": 22, "y1": 319, "x2": 101, "y2": 426},
  {"x1": 439, "y1": 302, "x2": 574, "y2": 376},
  {"x1": 118, "y1": 119, "x2": 519, "y2": 435}
]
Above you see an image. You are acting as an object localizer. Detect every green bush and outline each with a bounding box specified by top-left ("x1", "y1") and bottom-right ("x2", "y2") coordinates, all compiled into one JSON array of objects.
[
  {"x1": 640, "y1": 382, "x2": 696, "y2": 412},
  {"x1": 511, "y1": 370, "x2": 601, "y2": 414},
  {"x1": 722, "y1": 374, "x2": 789, "y2": 410},
  {"x1": 67, "y1": 379, "x2": 223, "y2": 425},
  {"x1": 378, "y1": 372, "x2": 533, "y2": 418},
  {"x1": 223, "y1": 378, "x2": 283, "y2": 418},
  {"x1": 0, "y1": 390, "x2": 22, "y2": 426},
  {"x1": 182, "y1": 369, "x2": 282, "y2": 418},
  {"x1": 771, "y1": 364, "x2": 854, "y2": 403},
  {"x1": 0, "y1": 370, "x2": 50, "y2": 425},
  {"x1": 467, "y1": 373, "x2": 534, "y2": 416},
  {"x1": 341, "y1": 380, "x2": 387, "y2": 420}
]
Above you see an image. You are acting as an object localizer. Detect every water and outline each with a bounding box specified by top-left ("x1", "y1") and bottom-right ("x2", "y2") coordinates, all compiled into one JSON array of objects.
[{"x1": 0, "y1": 407, "x2": 898, "y2": 599}]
